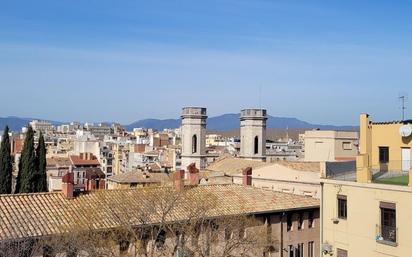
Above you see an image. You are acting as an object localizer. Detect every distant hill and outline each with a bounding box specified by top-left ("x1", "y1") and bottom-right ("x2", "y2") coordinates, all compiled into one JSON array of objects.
[
  {"x1": 1, "y1": 114, "x2": 357, "y2": 133},
  {"x1": 124, "y1": 113, "x2": 357, "y2": 131},
  {"x1": 0, "y1": 117, "x2": 62, "y2": 132}
]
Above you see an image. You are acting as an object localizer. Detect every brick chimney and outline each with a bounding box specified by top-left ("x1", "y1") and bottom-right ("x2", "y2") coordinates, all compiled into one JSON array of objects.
[
  {"x1": 62, "y1": 172, "x2": 74, "y2": 198},
  {"x1": 242, "y1": 167, "x2": 252, "y2": 186},
  {"x1": 173, "y1": 170, "x2": 185, "y2": 192},
  {"x1": 187, "y1": 163, "x2": 199, "y2": 186}
]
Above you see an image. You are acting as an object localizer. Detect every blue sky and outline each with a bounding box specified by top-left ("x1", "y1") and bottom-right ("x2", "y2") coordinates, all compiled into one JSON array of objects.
[{"x1": 0, "y1": 0, "x2": 411, "y2": 125}]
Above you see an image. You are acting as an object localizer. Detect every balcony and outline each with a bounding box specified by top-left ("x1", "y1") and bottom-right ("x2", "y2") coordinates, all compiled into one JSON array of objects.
[{"x1": 376, "y1": 224, "x2": 398, "y2": 247}]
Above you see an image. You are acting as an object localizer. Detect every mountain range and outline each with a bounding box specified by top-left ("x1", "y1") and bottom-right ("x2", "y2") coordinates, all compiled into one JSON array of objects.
[
  {"x1": 125, "y1": 113, "x2": 357, "y2": 131},
  {"x1": 0, "y1": 114, "x2": 357, "y2": 132}
]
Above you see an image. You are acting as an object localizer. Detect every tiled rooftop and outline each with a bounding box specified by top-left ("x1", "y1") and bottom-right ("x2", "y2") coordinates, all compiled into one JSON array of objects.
[
  {"x1": 107, "y1": 171, "x2": 169, "y2": 184},
  {"x1": 0, "y1": 185, "x2": 319, "y2": 241},
  {"x1": 206, "y1": 156, "x2": 320, "y2": 174},
  {"x1": 206, "y1": 157, "x2": 271, "y2": 175}
]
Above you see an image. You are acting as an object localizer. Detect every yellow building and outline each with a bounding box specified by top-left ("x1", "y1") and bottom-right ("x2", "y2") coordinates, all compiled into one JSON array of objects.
[{"x1": 321, "y1": 114, "x2": 412, "y2": 257}]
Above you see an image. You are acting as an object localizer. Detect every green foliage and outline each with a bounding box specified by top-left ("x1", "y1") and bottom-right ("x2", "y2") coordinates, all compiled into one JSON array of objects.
[
  {"x1": 35, "y1": 132, "x2": 48, "y2": 192},
  {"x1": 0, "y1": 126, "x2": 13, "y2": 194},
  {"x1": 16, "y1": 126, "x2": 37, "y2": 193},
  {"x1": 375, "y1": 175, "x2": 409, "y2": 186}
]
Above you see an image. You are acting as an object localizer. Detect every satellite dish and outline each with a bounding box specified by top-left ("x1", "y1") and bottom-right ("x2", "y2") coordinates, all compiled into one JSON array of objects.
[{"x1": 399, "y1": 125, "x2": 412, "y2": 137}]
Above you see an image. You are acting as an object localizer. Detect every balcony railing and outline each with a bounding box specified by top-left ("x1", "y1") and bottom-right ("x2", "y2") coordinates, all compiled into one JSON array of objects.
[{"x1": 376, "y1": 224, "x2": 398, "y2": 246}]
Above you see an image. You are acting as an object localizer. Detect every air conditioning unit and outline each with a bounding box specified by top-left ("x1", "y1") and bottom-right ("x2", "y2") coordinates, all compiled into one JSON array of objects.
[{"x1": 322, "y1": 243, "x2": 333, "y2": 255}]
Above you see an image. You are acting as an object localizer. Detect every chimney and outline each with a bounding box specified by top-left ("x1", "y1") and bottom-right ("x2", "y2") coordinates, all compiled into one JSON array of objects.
[
  {"x1": 242, "y1": 167, "x2": 252, "y2": 186},
  {"x1": 187, "y1": 163, "x2": 199, "y2": 186},
  {"x1": 173, "y1": 170, "x2": 185, "y2": 192},
  {"x1": 62, "y1": 172, "x2": 74, "y2": 198}
]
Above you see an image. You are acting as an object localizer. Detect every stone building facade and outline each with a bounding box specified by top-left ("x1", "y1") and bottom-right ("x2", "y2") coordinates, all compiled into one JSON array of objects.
[
  {"x1": 240, "y1": 108, "x2": 267, "y2": 161},
  {"x1": 180, "y1": 107, "x2": 208, "y2": 172}
]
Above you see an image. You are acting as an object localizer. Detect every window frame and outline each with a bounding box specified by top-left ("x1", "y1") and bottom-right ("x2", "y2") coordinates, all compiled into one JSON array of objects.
[
  {"x1": 379, "y1": 146, "x2": 389, "y2": 163},
  {"x1": 380, "y1": 202, "x2": 397, "y2": 243},
  {"x1": 337, "y1": 195, "x2": 347, "y2": 219}
]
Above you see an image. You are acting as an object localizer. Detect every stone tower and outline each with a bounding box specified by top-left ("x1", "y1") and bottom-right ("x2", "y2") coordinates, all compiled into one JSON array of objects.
[
  {"x1": 240, "y1": 108, "x2": 267, "y2": 161},
  {"x1": 181, "y1": 107, "x2": 207, "y2": 172}
]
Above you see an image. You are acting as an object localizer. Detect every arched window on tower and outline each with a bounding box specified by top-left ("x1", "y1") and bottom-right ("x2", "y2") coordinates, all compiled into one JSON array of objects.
[
  {"x1": 192, "y1": 135, "x2": 197, "y2": 153},
  {"x1": 254, "y1": 136, "x2": 259, "y2": 154}
]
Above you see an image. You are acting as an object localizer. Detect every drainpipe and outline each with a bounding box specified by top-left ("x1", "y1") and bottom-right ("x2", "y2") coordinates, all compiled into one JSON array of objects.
[
  {"x1": 281, "y1": 212, "x2": 285, "y2": 257},
  {"x1": 320, "y1": 182, "x2": 324, "y2": 257}
]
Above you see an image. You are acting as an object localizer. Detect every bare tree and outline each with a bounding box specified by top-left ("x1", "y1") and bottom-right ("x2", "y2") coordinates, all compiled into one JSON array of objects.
[{"x1": 0, "y1": 186, "x2": 267, "y2": 257}]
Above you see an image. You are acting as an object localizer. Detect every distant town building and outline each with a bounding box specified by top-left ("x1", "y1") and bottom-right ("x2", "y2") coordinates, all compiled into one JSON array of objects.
[
  {"x1": 304, "y1": 130, "x2": 359, "y2": 162},
  {"x1": 84, "y1": 123, "x2": 112, "y2": 138},
  {"x1": 29, "y1": 120, "x2": 55, "y2": 134}
]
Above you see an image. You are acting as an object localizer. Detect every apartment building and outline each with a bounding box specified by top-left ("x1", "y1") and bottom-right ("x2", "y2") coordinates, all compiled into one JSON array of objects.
[
  {"x1": 304, "y1": 130, "x2": 359, "y2": 162},
  {"x1": 321, "y1": 114, "x2": 412, "y2": 257},
  {"x1": 29, "y1": 120, "x2": 55, "y2": 134}
]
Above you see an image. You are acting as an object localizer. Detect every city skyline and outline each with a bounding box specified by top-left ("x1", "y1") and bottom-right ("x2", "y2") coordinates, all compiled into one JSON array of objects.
[{"x1": 1, "y1": 1, "x2": 412, "y2": 125}]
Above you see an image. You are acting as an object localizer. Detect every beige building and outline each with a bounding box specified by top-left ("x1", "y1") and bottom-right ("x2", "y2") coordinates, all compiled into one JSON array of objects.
[
  {"x1": 321, "y1": 114, "x2": 412, "y2": 257},
  {"x1": 29, "y1": 120, "x2": 55, "y2": 134},
  {"x1": 207, "y1": 156, "x2": 325, "y2": 198},
  {"x1": 304, "y1": 130, "x2": 359, "y2": 162}
]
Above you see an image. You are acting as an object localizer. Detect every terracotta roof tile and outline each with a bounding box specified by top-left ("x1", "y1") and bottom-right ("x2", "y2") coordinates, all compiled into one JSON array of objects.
[
  {"x1": 206, "y1": 157, "x2": 270, "y2": 175},
  {"x1": 0, "y1": 185, "x2": 318, "y2": 241}
]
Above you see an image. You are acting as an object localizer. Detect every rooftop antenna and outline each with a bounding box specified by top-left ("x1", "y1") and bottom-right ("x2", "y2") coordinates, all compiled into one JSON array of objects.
[
  {"x1": 398, "y1": 92, "x2": 408, "y2": 121},
  {"x1": 259, "y1": 85, "x2": 262, "y2": 110}
]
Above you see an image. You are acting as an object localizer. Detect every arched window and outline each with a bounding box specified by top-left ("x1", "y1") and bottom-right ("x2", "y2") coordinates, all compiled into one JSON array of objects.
[
  {"x1": 254, "y1": 136, "x2": 259, "y2": 154},
  {"x1": 192, "y1": 135, "x2": 197, "y2": 153}
]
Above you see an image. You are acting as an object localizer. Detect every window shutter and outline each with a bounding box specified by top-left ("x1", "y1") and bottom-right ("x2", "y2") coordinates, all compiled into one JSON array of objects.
[
  {"x1": 380, "y1": 202, "x2": 396, "y2": 210},
  {"x1": 337, "y1": 195, "x2": 347, "y2": 200},
  {"x1": 337, "y1": 249, "x2": 348, "y2": 257}
]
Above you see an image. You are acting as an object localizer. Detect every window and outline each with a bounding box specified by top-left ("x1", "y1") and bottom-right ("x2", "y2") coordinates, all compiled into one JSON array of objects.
[
  {"x1": 379, "y1": 146, "x2": 389, "y2": 163},
  {"x1": 338, "y1": 195, "x2": 347, "y2": 219},
  {"x1": 342, "y1": 142, "x2": 352, "y2": 150},
  {"x1": 155, "y1": 230, "x2": 166, "y2": 249},
  {"x1": 254, "y1": 136, "x2": 259, "y2": 154},
  {"x1": 308, "y1": 211, "x2": 314, "y2": 228},
  {"x1": 192, "y1": 135, "x2": 197, "y2": 153},
  {"x1": 337, "y1": 248, "x2": 348, "y2": 257},
  {"x1": 287, "y1": 214, "x2": 293, "y2": 231},
  {"x1": 225, "y1": 229, "x2": 232, "y2": 241},
  {"x1": 297, "y1": 213, "x2": 303, "y2": 230},
  {"x1": 288, "y1": 245, "x2": 294, "y2": 257},
  {"x1": 239, "y1": 226, "x2": 246, "y2": 239},
  {"x1": 308, "y1": 242, "x2": 314, "y2": 257},
  {"x1": 380, "y1": 202, "x2": 396, "y2": 243},
  {"x1": 296, "y1": 243, "x2": 303, "y2": 257}
]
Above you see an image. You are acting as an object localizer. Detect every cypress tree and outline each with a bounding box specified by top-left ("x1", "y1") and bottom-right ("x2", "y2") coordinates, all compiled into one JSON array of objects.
[
  {"x1": 0, "y1": 126, "x2": 13, "y2": 194},
  {"x1": 35, "y1": 132, "x2": 48, "y2": 192},
  {"x1": 16, "y1": 125, "x2": 37, "y2": 193}
]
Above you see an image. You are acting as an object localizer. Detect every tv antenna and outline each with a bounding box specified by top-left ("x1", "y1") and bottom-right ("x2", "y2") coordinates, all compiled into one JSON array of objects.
[
  {"x1": 398, "y1": 92, "x2": 408, "y2": 121},
  {"x1": 258, "y1": 85, "x2": 262, "y2": 110}
]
